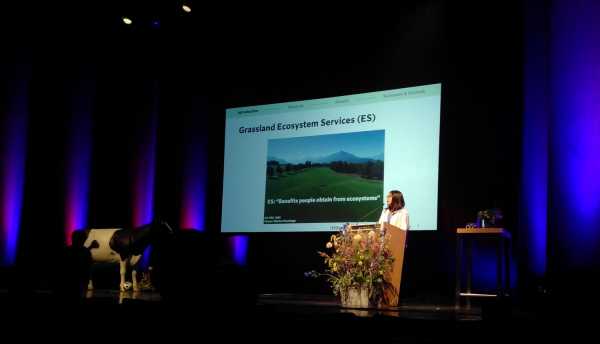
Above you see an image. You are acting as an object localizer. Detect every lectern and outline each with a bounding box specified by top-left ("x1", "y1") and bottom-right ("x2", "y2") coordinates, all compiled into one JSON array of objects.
[{"x1": 383, "y1": 223, "x2": 407, "y2": 306}]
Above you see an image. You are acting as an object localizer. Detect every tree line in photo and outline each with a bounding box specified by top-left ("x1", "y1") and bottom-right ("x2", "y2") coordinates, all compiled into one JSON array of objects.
[{"x1": 266, "y1": 159, "x2": 383, "y2": 180}]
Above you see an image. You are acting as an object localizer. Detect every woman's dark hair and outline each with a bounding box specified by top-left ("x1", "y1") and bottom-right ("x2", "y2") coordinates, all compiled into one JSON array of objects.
[{"x1": 389, "y1": 190, "x2": 405, "y2": 211}]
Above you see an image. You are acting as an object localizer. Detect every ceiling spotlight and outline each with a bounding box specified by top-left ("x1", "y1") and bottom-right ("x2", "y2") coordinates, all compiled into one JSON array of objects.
[
  {"x1": 122, "y1": 17, "x2": 133, "y2": 25},
  {"x1": 182, "y1": 5, "x2": 192, "y2": 13}
]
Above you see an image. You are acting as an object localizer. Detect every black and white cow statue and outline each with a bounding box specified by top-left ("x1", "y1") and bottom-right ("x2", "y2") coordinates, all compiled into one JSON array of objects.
[{"x1": 74, "y1": 221, "x2": 173, "y2": 291}]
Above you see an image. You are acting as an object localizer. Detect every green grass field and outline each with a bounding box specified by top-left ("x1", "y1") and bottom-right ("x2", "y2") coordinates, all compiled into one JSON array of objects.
[{"x1": 264, "y1": 167, "x2": 383, "y2": 223}]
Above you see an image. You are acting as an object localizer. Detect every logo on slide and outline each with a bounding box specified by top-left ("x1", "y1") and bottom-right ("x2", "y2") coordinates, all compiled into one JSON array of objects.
[{"x1": 264, "y1": 130, "x2": 384, "y2": 224}]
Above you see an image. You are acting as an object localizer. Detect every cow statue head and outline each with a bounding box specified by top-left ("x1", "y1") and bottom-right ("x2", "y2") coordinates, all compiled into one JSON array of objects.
[{"x1": 116, "y1": 220, "x2": 175, "y2": 258}]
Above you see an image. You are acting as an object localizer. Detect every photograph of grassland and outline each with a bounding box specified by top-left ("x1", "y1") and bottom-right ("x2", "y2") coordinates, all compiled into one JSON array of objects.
[{"x1": 264, "y1": 130, "x2": 384, "y2": 223}]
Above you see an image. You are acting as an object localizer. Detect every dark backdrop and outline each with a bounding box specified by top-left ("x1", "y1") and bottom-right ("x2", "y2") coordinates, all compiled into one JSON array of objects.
[{"x1": 0, "y1": 1, "x2": 524, "y2": 298}]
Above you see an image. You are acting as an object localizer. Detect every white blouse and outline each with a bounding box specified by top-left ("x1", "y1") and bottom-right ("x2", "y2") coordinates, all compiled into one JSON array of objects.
[{"x1": 377, "y1": 208, "x2": 409, "y2": 230}]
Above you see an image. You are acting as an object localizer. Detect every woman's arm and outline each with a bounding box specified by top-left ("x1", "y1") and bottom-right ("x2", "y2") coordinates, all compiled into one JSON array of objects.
[{"x1": 377, "y1": 209, "x2": 386, "y2": 224}]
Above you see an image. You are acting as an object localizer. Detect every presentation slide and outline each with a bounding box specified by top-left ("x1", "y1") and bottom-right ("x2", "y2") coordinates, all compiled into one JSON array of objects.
[{"x1": 221, "y1": 83, "x2": 441, "y2": 232}]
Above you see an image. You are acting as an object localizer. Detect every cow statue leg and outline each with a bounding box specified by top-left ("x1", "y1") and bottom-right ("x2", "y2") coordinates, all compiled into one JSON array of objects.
[
  {"x1": 130, "y1": 254, "x2": 142, "y2": 292},
  {"x1": 132, "y1": 270, "x2": 139, "y2": 292},
  {"x1": 119, "y1": 259, "x2": 128, "y2": 291},
  {"x1": 87, "y1": 263, "x2": 94, "y2": 290}
]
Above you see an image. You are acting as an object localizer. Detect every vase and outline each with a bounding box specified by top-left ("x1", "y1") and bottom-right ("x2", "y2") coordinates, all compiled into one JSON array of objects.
[
  {"x1": 342, "y1": 287, "x2": 370, "y2": 308},
  {"x1": 359, "y1": 287, "x2": 369, "y2": 308}
]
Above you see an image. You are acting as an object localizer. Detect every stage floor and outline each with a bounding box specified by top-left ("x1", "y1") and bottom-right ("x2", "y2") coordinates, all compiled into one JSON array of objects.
[
  {"x1": 82, "y1": 290, "x2": 481, "y2": 321},
  {"x1": 0, "y1": 285, "x2": 575, "y2": 344},
  {"x1": 0, "y1": 288, "x2": 553, "y2": 343},
  {"x1": 256, "y1": 293, "x2": 482, "y2": 321},
  {"x1": 83, "y1": 288, "x2": 162, "y2": 303},
  {"x1": 1, "y1": 288, "x2": 481, "y2": 321}
]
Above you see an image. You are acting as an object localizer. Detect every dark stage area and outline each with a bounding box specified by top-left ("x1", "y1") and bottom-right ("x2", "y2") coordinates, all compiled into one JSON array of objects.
[{"x1": 0, "y1": 287, "x2": 577, "y2": 342}]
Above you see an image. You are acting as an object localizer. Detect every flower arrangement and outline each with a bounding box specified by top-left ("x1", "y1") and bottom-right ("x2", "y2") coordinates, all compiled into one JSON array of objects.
[{"x1": 305, "y1": 225, "x2": 395, "y2": 307}]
